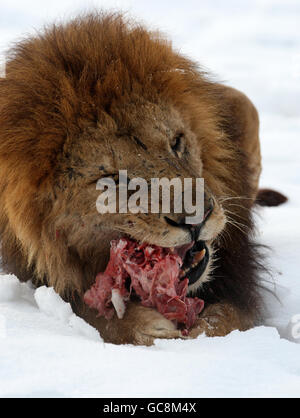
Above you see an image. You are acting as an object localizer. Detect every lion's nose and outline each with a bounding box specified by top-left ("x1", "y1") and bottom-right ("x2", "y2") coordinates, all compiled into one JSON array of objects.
[{"x1": 164, "y1": 197, "x2": 214, "y2": 241}]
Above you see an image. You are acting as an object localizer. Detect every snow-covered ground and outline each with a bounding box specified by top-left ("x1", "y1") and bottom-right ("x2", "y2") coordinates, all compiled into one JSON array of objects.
[{"x1": 0, "y1": 0, "x2": 300, "y2": 398}]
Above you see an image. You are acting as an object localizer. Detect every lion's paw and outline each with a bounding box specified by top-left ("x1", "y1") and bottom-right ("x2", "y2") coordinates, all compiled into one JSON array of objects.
[{"x1": 121, "y1": 303, "x2": 183, "y2": 345}]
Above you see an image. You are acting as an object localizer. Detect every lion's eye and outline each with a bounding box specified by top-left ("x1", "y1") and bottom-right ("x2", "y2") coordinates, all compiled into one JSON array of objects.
[{"x1": 171, "y1": 133, "x2": 185, "y2": 157}]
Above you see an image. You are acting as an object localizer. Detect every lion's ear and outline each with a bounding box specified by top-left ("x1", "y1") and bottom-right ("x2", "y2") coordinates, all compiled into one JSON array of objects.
[{"x1": 255, "y1": 188, "x2": 288, "y2": 207}]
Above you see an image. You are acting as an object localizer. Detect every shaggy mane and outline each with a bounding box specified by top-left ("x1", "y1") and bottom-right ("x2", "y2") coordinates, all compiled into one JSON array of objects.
[{"x1": 0, "y1": 12, "x2": 268, "y2": 325}]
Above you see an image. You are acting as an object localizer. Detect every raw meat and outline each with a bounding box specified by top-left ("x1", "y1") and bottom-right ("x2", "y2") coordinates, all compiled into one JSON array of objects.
[{"x1": 84, "y1": 238, "x2": 204, "y2": 329}]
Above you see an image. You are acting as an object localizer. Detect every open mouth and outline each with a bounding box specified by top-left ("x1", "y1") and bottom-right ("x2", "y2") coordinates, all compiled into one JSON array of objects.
[
  {"x1": 172, "y1": 240, "x2": 209, "y2": 286},
  {"x1": 84, "y1": 236, "x2": 207, "y2": 329}
]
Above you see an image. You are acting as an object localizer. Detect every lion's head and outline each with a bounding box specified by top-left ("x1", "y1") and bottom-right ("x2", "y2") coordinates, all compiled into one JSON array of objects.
[
  {"x1": 53, "y1": 98, "x2": 227, "y2": 294},
  {"x1": 0, "y1": 13, "x2": 246, "y2": 300}
]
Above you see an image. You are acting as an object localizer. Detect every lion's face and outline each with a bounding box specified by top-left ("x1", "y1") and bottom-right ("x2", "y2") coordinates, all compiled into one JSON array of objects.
[{"x1": 52, "y1": 100, "x2": 226, "y2": 291}]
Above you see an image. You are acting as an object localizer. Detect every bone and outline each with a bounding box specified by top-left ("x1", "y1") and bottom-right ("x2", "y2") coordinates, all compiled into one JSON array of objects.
[{"x1": 111, "y1": 288, "x2": 126, "y2": 319}]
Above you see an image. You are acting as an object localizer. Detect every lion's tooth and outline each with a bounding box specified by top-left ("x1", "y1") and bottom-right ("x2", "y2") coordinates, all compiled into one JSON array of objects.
[
  {"x1": 179, "y1": 268, "x2": 187, "y2": 278},
  {"x1": 193, "y1": 249, "x2": 206, "y2": 264}
]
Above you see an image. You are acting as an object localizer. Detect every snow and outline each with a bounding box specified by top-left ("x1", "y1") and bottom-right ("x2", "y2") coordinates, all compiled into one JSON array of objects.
[
  {"x1": 34, "y1": 286, "x2": 73, "y2": 322},
  {"x1": 0, "y1": 0, "x2": 300, "y2": 398},
  {"x1": 0, "y1": 275, "x2": 21, "y2": 302}
]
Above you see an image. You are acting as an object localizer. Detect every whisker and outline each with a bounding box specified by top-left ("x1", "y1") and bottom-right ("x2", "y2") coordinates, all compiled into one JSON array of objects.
[
  {"x1": 223, "y1": 208, "x2": 249, "y2": 223},
  {"x1": 223, "y1": 202, "x2": 251, "y2": 212},
  {"x1": 226, "y1": 219, "x2": 249, "y2": 236},
  {"x1": 219, "y1": 195, "x2": 253, "y2": 202}
]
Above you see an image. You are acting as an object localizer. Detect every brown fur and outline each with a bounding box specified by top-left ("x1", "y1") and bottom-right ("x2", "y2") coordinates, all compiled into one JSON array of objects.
[{"x1": 0, "y1": 12, "x2": 270, "y2": 344}]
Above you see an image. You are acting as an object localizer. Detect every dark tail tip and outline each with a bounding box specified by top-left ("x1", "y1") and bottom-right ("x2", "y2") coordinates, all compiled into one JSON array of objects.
[{"x1": 256, "y1": 188, "x2": 288, "y2": 207}]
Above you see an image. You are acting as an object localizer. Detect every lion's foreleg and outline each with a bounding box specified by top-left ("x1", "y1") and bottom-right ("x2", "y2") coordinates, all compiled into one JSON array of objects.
[{"x1": 189, "y1": 303, "x2": 254, "y2": 338}]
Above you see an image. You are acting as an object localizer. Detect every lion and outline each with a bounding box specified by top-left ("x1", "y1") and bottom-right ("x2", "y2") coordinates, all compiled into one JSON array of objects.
[{"x1": 0, "y1": 13, "x2": 286, "y2": 345}]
